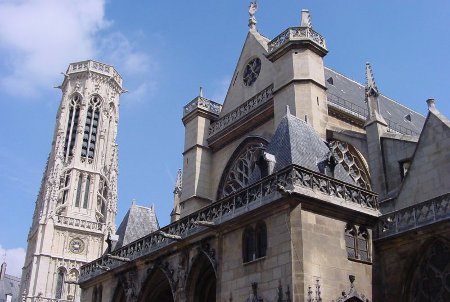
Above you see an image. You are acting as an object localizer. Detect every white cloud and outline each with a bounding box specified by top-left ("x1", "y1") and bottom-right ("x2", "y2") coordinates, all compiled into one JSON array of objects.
[
  {"x1": 0, "y1": 0, "x2": 155, "y2": 99},
  {"x1": 0, "y1": 245, "x2": 26, "y2": 278}
]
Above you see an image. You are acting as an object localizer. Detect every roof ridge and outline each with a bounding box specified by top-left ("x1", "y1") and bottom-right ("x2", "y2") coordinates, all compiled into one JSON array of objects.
[{"x1": 325, "y1": 66, "x2": 425, "y2": 118}]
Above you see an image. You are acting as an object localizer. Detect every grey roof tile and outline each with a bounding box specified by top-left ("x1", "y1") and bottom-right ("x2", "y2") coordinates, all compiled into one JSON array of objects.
[
  {"x1": 266, "y1": 113, "x2": 355, "y2": 185},
  {"x1": 115, "y1": 203, "x2": 159, "y2": 249},
  {"x1": 325, "y1": 67, "x2": 425, "y2": 135}
]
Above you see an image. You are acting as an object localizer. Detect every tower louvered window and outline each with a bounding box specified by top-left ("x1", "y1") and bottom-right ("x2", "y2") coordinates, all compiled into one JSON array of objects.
[
  {"x1": 82, "y1": 96, "x2": 101, "y2": 159},
  {"x1": 64, "y1": 95, "x2": 81, "y2": 159},
  {"x1": 83, "y1": 175, "x2": 90, "y2": 209}
]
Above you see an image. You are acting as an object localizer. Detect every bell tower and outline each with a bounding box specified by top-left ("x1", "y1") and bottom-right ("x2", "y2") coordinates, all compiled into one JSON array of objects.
[{"x1": 19, "y1": 60, "x2": 123, "y2": 302}]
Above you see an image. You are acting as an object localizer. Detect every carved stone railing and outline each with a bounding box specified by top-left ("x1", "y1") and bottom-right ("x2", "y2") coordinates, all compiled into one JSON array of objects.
[
  {"x1": 55, "y1": 215, "x2": 104, "y2": 232},
  {"x1": 183, "y1": 96, "x2": 222, "y2": 117},
  {"x1": 376, "y1": 193, "x2": 450, "y2": 240},
  {"x1": 79, "y1": 164, "x2": 378, "y2": 282},
  {"x1": 67, "y1": 60, "x2": 123, "y2": 87},
  {"x1": 208, "y1": 85, "x2": 274, "y2": 137},
  {"x1": 268, "y1": 27, "x2": 327, "y2": 53},
  {"x1": 327, "y1": 93, "x2": 368, "y2": 120}
]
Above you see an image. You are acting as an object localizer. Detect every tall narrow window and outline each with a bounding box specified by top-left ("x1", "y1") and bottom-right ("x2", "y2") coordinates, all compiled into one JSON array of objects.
[
  {"x1": 82, "y1": 96, "x2": 101, "y2": 160},
  {"x1": 345, "y1": 224, "x2": 357, "y2": 259},
  {"x1": 83, "y1": 175, "x2": 90, "y2": 209},
  {"x1": 64, "y1": 95, "x2": 81, "y2": 159},
  {"x1": 96, "y1": 177, "x2": 108, "y2": 222},
  {"x1": 243, "y1": 227, "x2": 255, "y2": 263},
  {"x1": 55, "y1": 268, "x2": 65, "y2": 299},
  {"x1": 255, "y1": 222, "x2": 267, "y2": 258},
  {"x1": 59, "y1": 171, "x2": 71, "y2": 205},
  {"x1": 357, "y1": 227, "x2": 369, "y2": 261},
  {"x1": 74, "y1": 174, "x2": 83, "y2": 207}
]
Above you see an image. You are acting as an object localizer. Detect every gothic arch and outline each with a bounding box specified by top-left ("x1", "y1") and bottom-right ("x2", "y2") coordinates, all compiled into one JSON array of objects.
[
  {"x1": 406, "y1": 237, "x2": 450, "y2": 302},
  {"x1": 329, "y1": 140, "x2": 371, "y2": 190},
  {"x1": 217, "y1": 136, "x2": 269, "y2": 199},
  {"x1": 138, "y1": 267, "x2": 175, "y2": 302},
  {"x1": 186, "y1": 252, "x2": 217, "y2": 302}
]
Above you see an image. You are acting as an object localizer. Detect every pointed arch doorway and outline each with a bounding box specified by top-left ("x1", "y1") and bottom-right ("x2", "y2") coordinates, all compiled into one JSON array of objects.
[
  {"x1": 187, "y1": 252, "x2": 217, "y2": 302},
  {"x1": 139, "y1": 268, "x2": 174, "y2": 302}
]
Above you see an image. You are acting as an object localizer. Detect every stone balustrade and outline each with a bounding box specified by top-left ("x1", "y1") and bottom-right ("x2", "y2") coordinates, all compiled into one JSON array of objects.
[
  {"x1": 67, "y1": 60, "x2": 123, "y2": 87},
  {"x1": 268, "y1": 27, "x2": 327, "y2": 53},
  {"x1": 183, "y1": 96, "x2": 222, "y2": 117},
  {"x1": 208, "y1": 85, "x2": 273, "y2": 137},
  {"x1": 79, "y1": 164, "x2": 378, "y2": 282},
  {"x1": 55, "y1": 215, "x2": 104, "y2": 232},
  {"x1": 377, "y1": 193, "x2": 450, "y2": 240}
]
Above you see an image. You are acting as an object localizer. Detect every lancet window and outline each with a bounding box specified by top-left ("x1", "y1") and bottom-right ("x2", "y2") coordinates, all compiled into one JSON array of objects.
[
  {"x1": 64, "y1": 95, "x2": 81, "y2": 159},
  {"x1": 55, "y1": 267, "x2": 66, "y2": 299},
  {"x1": 82, "y1": 96, "x2": 101, "y2": 160},
  {"x1": 58, "y1": 170, "x2": 71, "y2": 205},
  {"x1": 329, "y1": 140, "x2": 371, "y2": 190},
  {"x1": 74, "y1": 173, "x2": 83, "y2": 207},
  {"x1": 83, "y1": 175, "x2": 91, "y2": 209},
  {"x1": 243, "y1": 221, "x2": 267, "y2": 263}
]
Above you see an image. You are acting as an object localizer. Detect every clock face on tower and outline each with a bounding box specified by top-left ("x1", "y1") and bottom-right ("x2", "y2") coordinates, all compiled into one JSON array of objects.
[
  {"x1": 243, "y1": 57, "x2": 261, "y2": 86},
  {"x1": 69, "y1": 238, "x2": 85, "y2": 254}
]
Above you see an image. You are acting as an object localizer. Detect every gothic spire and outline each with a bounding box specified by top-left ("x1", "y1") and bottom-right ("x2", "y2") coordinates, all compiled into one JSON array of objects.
[
  {"x1": 365, "y1": 63, "x2": 386, "y2": 125},
  {"x1": 174, "y1": 169, "x2": 183, "y2": 194}
]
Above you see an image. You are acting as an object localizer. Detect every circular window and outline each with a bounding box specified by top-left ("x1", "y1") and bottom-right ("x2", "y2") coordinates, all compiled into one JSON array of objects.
[
  {"x1": 243, "y1": 58, "x2": 261, "y2": 86},
  {"x1": 69, "y1": 238, "x2": 85, "y2": 254}
]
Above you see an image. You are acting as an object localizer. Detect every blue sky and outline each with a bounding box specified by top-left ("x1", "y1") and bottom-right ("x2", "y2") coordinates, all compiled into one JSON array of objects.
[{"x1": 0, "y1": 0, "x2": 449, "y2": 277}]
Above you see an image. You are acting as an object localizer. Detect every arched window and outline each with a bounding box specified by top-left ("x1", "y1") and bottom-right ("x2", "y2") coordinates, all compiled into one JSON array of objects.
[
  {"x1": 243, "y1": 227, "x2": 255, "y2": 263},
  {"x1": 255, "y1": 222, "x2": 267, "y2": 258},
  {"x1": 82, "y1": 96, "x2": 101, "y2": 160},
  {"x1": 218, "y1": 138, "x2": 268, "y2": 199},
  {"x1": 345, "y1": 224, "x2": 371, "y2": 262},
  {"x1": 243, "y1": 221, "x2": 268, "y2": 263},
  {"x1": 329, "y1": 140, "x2": 371, "y2": 190},
  {"x1": 55, "y1": 267, "x2": 66, "y2": 299},
  {"x1": 345, "y1": 224, "x2": 357, "y2": 259},
  {"x1": 357, "y1": 227, "x2": 369, "y2": 262},
  {"x1": 64, "y1": 95, "x2": 81, "y2": 159}
]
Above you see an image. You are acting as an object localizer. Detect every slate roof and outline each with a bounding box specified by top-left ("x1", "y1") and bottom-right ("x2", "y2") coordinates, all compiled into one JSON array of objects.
[
  {"x1": 266, "y1": 112, "x2": 355, "y2": 185},
  {"x1": 115, "y1": 203, "x2": 159, "y2": 250},
  {"x1": 0, "y1": 264, "x2": 21, "y2": 302},
  {"x1": 325, "y1": 67, "x2": 425, "y2": 135}
]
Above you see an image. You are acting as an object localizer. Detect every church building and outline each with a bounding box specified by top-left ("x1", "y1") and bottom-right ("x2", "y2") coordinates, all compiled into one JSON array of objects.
[{"x1": 21, "y1": 3, "x2": 450, "y2": 302}]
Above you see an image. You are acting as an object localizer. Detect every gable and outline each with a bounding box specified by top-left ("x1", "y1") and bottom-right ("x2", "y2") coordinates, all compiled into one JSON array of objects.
[
  {"x1": 395, "y1": 109, "x2": 450, "y2": 210},
  {"x1": 220, "y1": 30, "x2": 276, "y2": 116}
]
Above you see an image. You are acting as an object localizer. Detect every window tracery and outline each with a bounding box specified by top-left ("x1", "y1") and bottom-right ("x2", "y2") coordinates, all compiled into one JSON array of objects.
[
  {"x1": 58, "y1": 170, "x2": 71, "y2": 206},
  {"x1": 329, "y1": 140, "x2": 371, "y2": 190},
  {"x1": 96, "y1": 176, "x2": 108, "y2": 222},
  {"x1": 64, "y1": 95, "x2": 81, "y2": 159},
  {"x1": 220, "y1": 140, "x2": 267, "y2": 198},
  {"x1": 410, "y1": 239, "x2": 450, "y2": 301},
  {"x1": 345, "y1": 224, "x2": 370, "y2": 262},
  {"x1": 82, "y1": 96, "x2": 101, "y2": 160}
]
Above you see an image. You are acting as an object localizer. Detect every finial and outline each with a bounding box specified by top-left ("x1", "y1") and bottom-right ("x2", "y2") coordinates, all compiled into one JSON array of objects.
[
  {"x1": 131, "y1": 199, "x2": 136, "y2": 206},
  {"x1": 199, "y1": 87, "x2": 203, "y2": 98},
  {"x1": 286, "y1": 105, "x2": 291, "y2": 115},
  {"x1": 300, "y1": 9, "x2": 312, "y2": 28},
  {"x1": 248, "y1": 1, "x2": 258, "y2": 30},
  {"x1": 365, "y1": 62, "x2": 379, "y2": 97},
  {"x1": 426, "y1": 98, "x2": 436, "y2": 110}
]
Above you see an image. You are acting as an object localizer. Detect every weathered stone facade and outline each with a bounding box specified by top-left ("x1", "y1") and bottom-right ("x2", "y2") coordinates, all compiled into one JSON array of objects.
[{"x1": 24, "y1": 5, "x2": 449, "y2": 302}]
